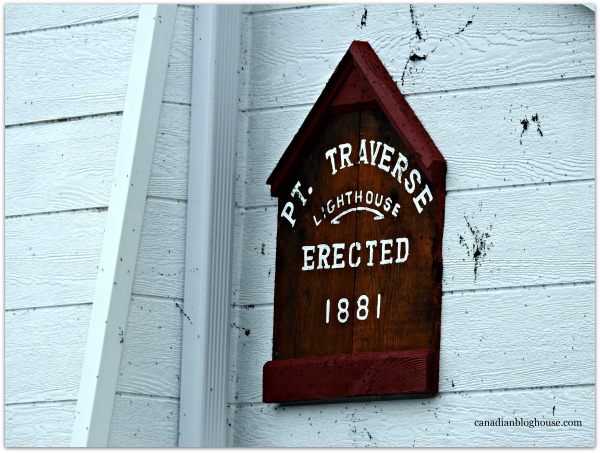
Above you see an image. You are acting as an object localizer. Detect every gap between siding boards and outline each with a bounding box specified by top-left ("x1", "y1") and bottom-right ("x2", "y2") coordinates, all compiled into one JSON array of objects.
[{"x1": 239, "y1": 75, "x2": 594, "y2": 115}]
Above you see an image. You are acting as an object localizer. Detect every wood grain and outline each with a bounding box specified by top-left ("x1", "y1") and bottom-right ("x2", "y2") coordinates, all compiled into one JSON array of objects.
[
  {"x1": 5, "y1": 115, "x2": 121, "y2": 216},
  {"x1": 132, "y1": 199, "x2": 187, "y2": 300},
  {"x1": 116, "y1": 296, "x2": 183, "y2": 398},
  {"x1": 232, "y1": 180, "x2": 594, "y2": 308},
  {"x1": 108, "y1": 394, "x2": 179, "y2": 447},
  {"x1": 147, "y1": 103, "x2": 191, "y2": 200},
  {"x1": 162, "y1": 6, "x2": 194, "y2": 106},
  {"x1": 230, "y1": 385, "x2": 594, "y2": 447},
  {"x1": 5, "y1": 210, "x2": 106, "y2": 310},
  {"x1": 5, "y1": 19, "x2": 136, "y2": 125},
  {"x1": 236, "y1": 78, "x2": 595, "y2": 208},
  {"x1": 229, "y1": 283, "x2": 595, "y2": 403},
  {"x1": 5, "y1": 304, "x2": 92, "y2": 404},
  {"x1": 272, "y1": 112, "x2": 359, "y2": 360},
  {"x1": 263, "y1": 349, "x2": 433, "y2": 402},
  {"x1": 5, "y1": 401, "x2": 77, "y2": 447},
  {"x1": 241, "y1": 4, "x2": 594, "y2": 110},
  {"x1": 5, "y1": 4, "x2": 139, "y2": 34}
]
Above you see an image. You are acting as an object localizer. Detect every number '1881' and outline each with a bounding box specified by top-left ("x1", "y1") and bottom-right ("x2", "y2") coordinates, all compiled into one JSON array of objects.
[{"x1": 325, "y1": 294, "x2": 381, "y2": 324}]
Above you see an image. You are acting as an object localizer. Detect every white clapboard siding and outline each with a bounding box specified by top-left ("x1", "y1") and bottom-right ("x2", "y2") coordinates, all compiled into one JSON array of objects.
[
  {"x1": 132, "y1": 198, "x2": 187, "y2": 300},
  {"x1": 236, "y1": 78, "x2": 595, "y2": 208},
  {"x1": 5, "y1": 114, "x2": 121, "y2": 217},
  {"x1": 245, "y1": 4, "x2": 311, "y2": 14},
  {"x1": 162, "y1": 5, "x2": 194, "y2": 106},
  {"x1": 6, "y1": 104, "x2": 191, "y2": 216},
  {"x1": 147, "y1": 103, "x2": 191, "y2": 201},
  {"x1": 108, "y1": 394, "x2": 179, "y2": 447},
  {"x1": 5, "y1": 304, "x2": 92, "y2": 404},
  {"x1": 5, "y1": 210, "x2": 106, "y2": 310},
  {"x1": 230, "y1": 385, "x2": 594, "y2": 447},
  {"x1": 116, "y1": 296, "x2": 183, "y2": 398},
  {"x1": 232, "y1": 181, "x2": 594, "y2": 307},
  {"x1": 5, "y1": 4, "x2": 139, "y2": 34},
  {"x1": 228, "y1": 283, "x2": 594, "y2": 403},
  {"x1": 5, "y1": 401, "x2": 77, "y2": 447},
  {"x1": 5, "y1": 18, "x2": 137, "y2": 125},
  {"x1": 241, "y1": 4, "x2": 594, "y2": 110}
]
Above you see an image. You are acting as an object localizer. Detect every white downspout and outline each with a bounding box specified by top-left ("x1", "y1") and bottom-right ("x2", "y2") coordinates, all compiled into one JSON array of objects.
[
  {"x1": 71, "y1": 5, "x2": 177, "y2": 447},
  {"x1": 178, "y1": 4, "x2": 242, "y2": 447}
]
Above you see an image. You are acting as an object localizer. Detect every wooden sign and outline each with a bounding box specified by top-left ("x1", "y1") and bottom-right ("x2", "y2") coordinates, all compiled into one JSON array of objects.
[{"x1": 263, "y1": 41, "x2": 446, "y2": 403}]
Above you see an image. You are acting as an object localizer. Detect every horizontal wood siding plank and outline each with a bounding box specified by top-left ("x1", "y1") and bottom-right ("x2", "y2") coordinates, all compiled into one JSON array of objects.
[
  {"x1": 132, "y1": 199, "x2": 187, "y2": 299},
  {"x1": 162, "y1": 6, "x2": 194, "y2": 106},
  {"x1": 5, "y1": 103, "x2": 190, "y2": 216},
  {"x1": 241, "y1": 4, "x2": 594, "y2": 110},
  {"x1": 5, "y1": 19, "x2": 136, "y2": 125},
  {"x1": 5, "y1": 401, "x2": 77, "y2": 447},
  {"x1": 5, "y1": 5, "x2": 139, "y2": 34},
  {"x1": 229, "y1": 284, "x2": 594, "y2": 403},
  {"x1": 108, "y1": 394, "x2": 179, "y2": 447},
  {"x1": 5, "y1": 115, "x2": 121, "y2": 216},
  {"x1": 5, "y1": 210, "x2": 106, "y2": 310},
  {"x1": 232, "y1": 181, "x2": 594, "y2": 307},
  {"x1": 5, "y1": 304, "x2": 92, "y2": 404},
  {"x1": 230, "y1": 385, "x2": 594, "y2": 447},
  {"x1": 148, "y1": 103, "x2": 191, "y2": 200},
  {"x1": 442, "y1": 181, "x2": 594, "y2": 290},
  {"x1": 236, "y1": 78, "x2": 595, "y2": 208},
  {"x1": 116, "y1": 296, "x2": 183, "y2": 398},
  {"x1": 245, "y1": 5, "x2": 309, "y2": 14}
]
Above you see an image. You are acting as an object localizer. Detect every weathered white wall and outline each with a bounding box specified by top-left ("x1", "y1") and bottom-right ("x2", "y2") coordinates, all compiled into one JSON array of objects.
[
  {"x1": 229, "y1": 4, "x2": 595, "y2": 447},
  {"x1": 4, "y1": 5, "x2": 139, "y2": 446},
  {"x1": 5, "y1": 4, "x2": 194, "y2": 447},
  {"x1": 107, "y1": 5, "x2": 194, "y2": 447}
]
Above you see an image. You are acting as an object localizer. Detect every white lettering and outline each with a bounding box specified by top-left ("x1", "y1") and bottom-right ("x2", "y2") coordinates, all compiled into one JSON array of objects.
[
  {"x1": 380, "y1": 239, "x2": 394, "y2": 265},
  {"x1": 324, "y1": 293, "x2": 382, "y2": 323},
  {"x1": 302, "y1": 245, "x2": 315, "y2": 270},
  {"x1": 365, "y1": 240, "x2": 378, "y2": 267},
  {"x1": 325, "y1": 147, "x2": 338, "y2": 175},
  {"x1": 339, "y1": 143, "x2": 353, "y2": 170},
  {"x1": 281, "y1": 201, "x2": 296, "y2": 227},
  {"x1": 349, "y1": 242, "x2": 361, "y2": 267},
  {"x1": 317, "y1": 244, "x2": 331, "y2": 269},
  {"x1": 358, "y1": 139, "x2": 369, "y2": 164},
  {"x1": 395, "y1": 237, "x2": 409, "y2": 263},
  {"x1": 290, "y1": 181, "x2": 307, "y2": 206},
  {"x1": 331, "y1": 243, "x2": 346, "y2": 269},
  {"x1": 370, "y1": 140, "x2": 382, "y2": 165},
  {"x1": 355, "y1": 190, "x2": 363, "y2": 204},
  {"x1": 378, "y1": 144, "x2": 395, "y2": 172},
  {"x1": 390, "y1": 150, "x2": 408, "y2": 183},
  {"x1": 301, "y1": 238, "x2": 409, "y2": 271},
  {"x1": 413, "y1": 185, "x2": 433, "y2": 213},
  {"x1": 404, "y1": 168, "x2": 421, "y2": 194}
]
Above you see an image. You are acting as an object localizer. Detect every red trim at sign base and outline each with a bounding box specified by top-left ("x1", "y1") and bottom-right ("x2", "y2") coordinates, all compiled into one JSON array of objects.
[{"x1": 263, "y1": 349, "x2": 434, "y2": 403}]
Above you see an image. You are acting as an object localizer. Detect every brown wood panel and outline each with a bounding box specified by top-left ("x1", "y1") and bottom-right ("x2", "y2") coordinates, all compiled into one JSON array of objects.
[
  {"x1": 352, "y1": 110, "x2": 440, "y2": 354},
  {"x1": 265, "y1": 41, "x2": 446, "y2": 402},
  {"x1": 272, "y1": 112, "x2": 360, "y2": 360}
]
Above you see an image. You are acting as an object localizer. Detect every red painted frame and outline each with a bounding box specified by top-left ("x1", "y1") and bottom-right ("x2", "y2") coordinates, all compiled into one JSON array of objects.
[{"x1": 264, "y1": 349, "x2": 434, "y2": 403}]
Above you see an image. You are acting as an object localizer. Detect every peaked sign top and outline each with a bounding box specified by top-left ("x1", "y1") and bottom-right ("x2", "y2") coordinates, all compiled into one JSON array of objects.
[{"x1": 267, "y1": 40, "x2": 446, "y2": 196}]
